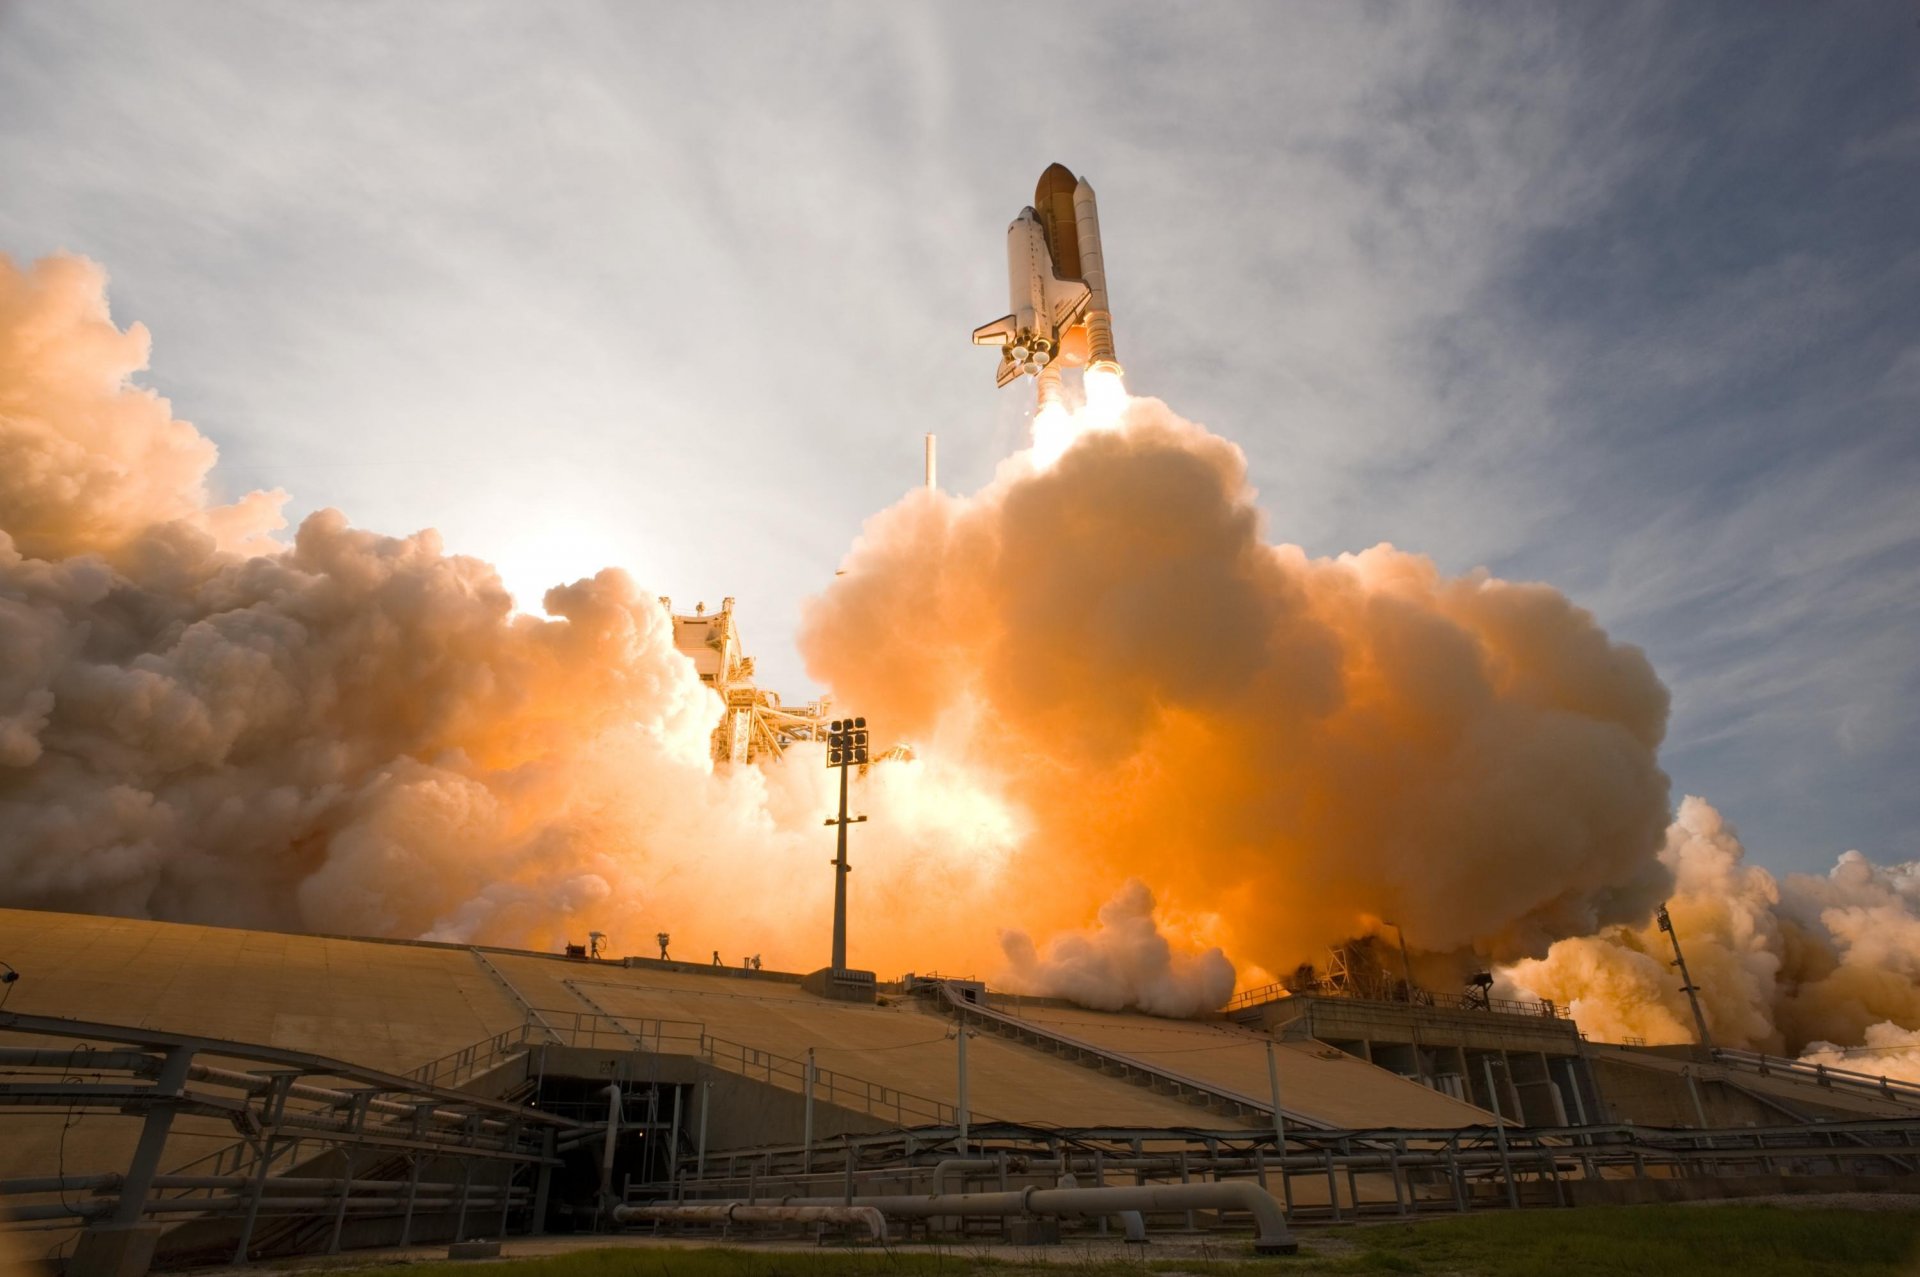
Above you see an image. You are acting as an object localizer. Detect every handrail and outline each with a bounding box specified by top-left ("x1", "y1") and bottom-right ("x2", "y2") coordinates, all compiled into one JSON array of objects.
[
  {"x1": 934, "y1": 983, "x2": 1331, "y2": 1131},
  {"x1": 525, "y1": 1006, "x2": 974, "y2": 1130},
  {"x1": 1713, "y1": 1048, "x2": 1920, "y2": 1106},
  {"x1": 1225, "y1": 984, "x2": 1567, "y2": 1019},
  {"x1": 409, "y1": 1023, "x2": 540, "y2": 1091},
  {"x1": 698, "y1": 1032, "x2": 965, "y2": 1128},
  {"x1": 534, "y1": 1007, "x2": 708, "y2": 1054}
]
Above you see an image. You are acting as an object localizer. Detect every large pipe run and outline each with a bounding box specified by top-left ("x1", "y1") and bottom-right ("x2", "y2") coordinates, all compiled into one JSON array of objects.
[
  {"x1": 614, "y1": 1202, "x2": 888, "y2": 1243},
  {"x1": 764, "y1": 1182, "x2": 1296, "y2": 1254}
]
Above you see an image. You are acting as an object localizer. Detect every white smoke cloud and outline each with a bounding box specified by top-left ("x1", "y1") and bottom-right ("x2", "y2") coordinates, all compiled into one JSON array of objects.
[
  {"x1": 0, "y1": 253, "x2": 1024, "y2": 972},
  {"x1": 999, "y1": 879, "x2": 1236, "y2": 1018},
  {"x1": 1801, "y1": 1022, "x2": 1920, "y2": 1086},
  {"x1": 7, "y1": 249, "x2": 1916, "y2": 1068},
  {"x1": 1504, "y1": 796, "x2": 1920, "y2": 1061}
]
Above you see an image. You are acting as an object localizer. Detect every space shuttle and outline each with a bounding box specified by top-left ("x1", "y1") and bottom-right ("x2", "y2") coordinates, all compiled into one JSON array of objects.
[{"x1": 972, "y1": 163, "x2": 1122, "y2": 410}]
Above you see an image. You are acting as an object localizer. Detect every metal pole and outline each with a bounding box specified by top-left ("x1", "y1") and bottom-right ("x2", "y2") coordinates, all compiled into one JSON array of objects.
[
  {"x1": 1265, "y1": 1040, "x2": 1288, "y2": 1151},
  {"x1": 454, "y1": 1160, "x2": 473, "y2": 1242},
  {"x1": 669, "y1": 1086, "x2": 684, "y2": 1194},
  {"x1": 598, "y1": 1082, "x2": 622, "y2": 1214},
  {"x1": 1684, "y1": 1066, "x2": 1712, "y2": 1134},
  {"x1": 831, "y1": 763, "x2": 850, "y2": 971},
  {"x1": 696, "y1": 1081, "x2": 711, "y2": 1181},
  {"x1": 1391, "y1": 922, "x2": 1416, "y2": 1004},
  {"x1": 1658, "y1": 903, "x2": 1716, "y2": 1051},
  {"x1": 114, "y1": 1046, "x2": 195, "y2": 1224},
  {"x1": 1482, "y1": 1058, "x2": 1520, "y2": 1209},
  {"x1": 233, "y1": 1137, "x2": 277, "y2": 1265},
  {"x1": 531, "y1": 1130, "x2": 554, "y2": 1236},
  {"x1": 399, "y1": 1153, "x2": 422, "y2": 1246},
  {"x1": 956, "y1": 1029, "x2": 970, "y2": 1156},
  {"x1": 804, "y1": 1048, "x2": 816, "y2": 1175},
  {"x1": 326, "y1": 1148, "x2": 352, "y2": 1254}
]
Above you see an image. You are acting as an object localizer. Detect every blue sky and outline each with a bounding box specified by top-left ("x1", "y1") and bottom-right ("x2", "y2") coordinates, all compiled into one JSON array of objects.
[{"x1": 2, "y1": 3, "x2": 1915, "y2": 875}]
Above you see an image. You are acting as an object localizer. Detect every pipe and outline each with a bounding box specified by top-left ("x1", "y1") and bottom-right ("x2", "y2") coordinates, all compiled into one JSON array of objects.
[
  {"x1": 614, "y1": 1202, "x2": 887, "y2": 1243},
  {"x1": 0, "y1": 1050, "x2": 161, "y2": 1072},
  {"x1": 929, "y1": 1157, "x2": 1002, "y2": 1195},
  {"x1": 767, "y1": 1182, "x2": 1296, "y2": 1254},
  {"x1": 1056, "y1": 1171, "x2": 1146, "y2": 1243},
  {"x1": 599, "y1": 1083, "x2": 622, "y2": 1200}
]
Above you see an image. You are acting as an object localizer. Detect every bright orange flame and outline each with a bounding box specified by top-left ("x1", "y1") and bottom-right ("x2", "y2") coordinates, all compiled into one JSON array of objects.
[{"x1": 1029, "y1": 368, "x2": 1130, "y2": 469}]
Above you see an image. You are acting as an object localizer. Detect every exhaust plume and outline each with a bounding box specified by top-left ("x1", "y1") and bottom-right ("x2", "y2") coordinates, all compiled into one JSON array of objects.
[
  {"x1": 0, "y1": 253, "x2": 1019, "y2": 968},
  {"x1": 999, "y1": 879, "x2": 1235, "y2": 1017},
  {"x1": 7, "y1": 252, "x2": 1911, "y2": 1064},
  {"x1": 1503, "y1": 796, "x2": 1920, "y2": 1060},
  {"x1": 801, "y1": 390, "x2": 1675, "y2": 984}
]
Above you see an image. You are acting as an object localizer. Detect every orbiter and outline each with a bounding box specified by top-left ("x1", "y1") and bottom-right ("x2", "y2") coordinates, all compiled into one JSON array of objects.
[{"x1": 973, "y1": 162, "x2": 1122, "y2": 410}]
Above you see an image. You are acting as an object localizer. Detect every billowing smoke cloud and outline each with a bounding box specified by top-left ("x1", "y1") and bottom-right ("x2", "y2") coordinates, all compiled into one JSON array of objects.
[
  {"x1": 1504, "y1": 796, "x2": 1920, "y2": 1064},
  {"x1": 1802, "y1": 1024, "x2": 1920, "y2": 1086},
  {"x1": 9, "y1": 252, "x2": 1910, "y2": 1061},
  {"x1": 801, "y1": 392, "x2": 1675, "y2": 989},
  {"x1": 0, "y1": 253, "x2": 1019, "y2": 969},
  {"x1": 999, "y1": 879, "x2": 1235, "y2": 1017}
]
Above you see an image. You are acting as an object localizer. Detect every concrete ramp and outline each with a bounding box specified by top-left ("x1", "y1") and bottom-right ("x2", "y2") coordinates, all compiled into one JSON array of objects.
[
  {"x1": 964, "y1": 995, "x2": 1501, "y2": 1130},
  {"x1": 485, "y1": 951, "x2": 1223, "y2": 1129}
]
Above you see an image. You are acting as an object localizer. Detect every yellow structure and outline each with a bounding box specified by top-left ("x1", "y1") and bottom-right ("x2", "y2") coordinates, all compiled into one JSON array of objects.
[{"x1": 661, "y1": 596, "x2": 827, "y2": 764}]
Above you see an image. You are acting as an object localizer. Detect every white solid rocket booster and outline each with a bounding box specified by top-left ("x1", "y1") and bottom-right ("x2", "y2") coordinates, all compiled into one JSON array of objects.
[
  {"x1": 1072, "y1": 176, "x2": 1119, "y2": 374},
  {"x1": 971, "y1": 163, "x2": 1123, "y2": 407}
]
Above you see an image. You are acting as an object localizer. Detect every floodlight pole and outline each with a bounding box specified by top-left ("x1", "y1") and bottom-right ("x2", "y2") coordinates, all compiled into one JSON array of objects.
[
  {"x1": 823, "y1": 716, "x2": 869, "y2": 974},
  {"x1": 831, "y1": 762, "x2": 851, "y2": 972}
]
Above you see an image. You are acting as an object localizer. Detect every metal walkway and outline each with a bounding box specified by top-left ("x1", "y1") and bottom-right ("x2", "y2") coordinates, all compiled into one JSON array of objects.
[{"x1": 0, "y1": 1010, "x2": 584, "y2": 1265}]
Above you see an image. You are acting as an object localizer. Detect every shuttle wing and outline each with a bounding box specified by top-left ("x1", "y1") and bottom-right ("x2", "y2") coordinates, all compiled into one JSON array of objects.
[
  {"x1": 972, "y1": 314, "x2": 1017, "y2": 346},
  {"x1": 1045, "y1": 278, "x2": 1091, "y2": 330}
]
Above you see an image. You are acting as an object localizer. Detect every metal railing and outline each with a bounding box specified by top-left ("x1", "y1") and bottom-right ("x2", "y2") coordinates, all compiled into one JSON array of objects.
[
  {"x1": 0, "y1": 1010, "x2": 580, "y2": 1261},
  {"x1": 536, "y1": 1008, "x2": 707, "y2": 1055},
  {"x1": 526, "y1": 1007, "x2": 968, "y2": 1129},
  {"x1": 701, "y1": 1034, "x2": 962, "y2": 1127},
  {"x1": 1714, "y1": 1048, "x2": 1920, "y2": 1107},
  {"x1": 665, "y1": 1113, "x2": 1920, "y2": 1231},
  {"x1": 1225, "y1": 983, "x2": 1566, "y2": 1019},
  {"x1": 409, "y1": 1023, "x2": 542, "y2": 1091},
  {"x1": 932, "y1": 982, "x2": 1331, "y2": 1130}
]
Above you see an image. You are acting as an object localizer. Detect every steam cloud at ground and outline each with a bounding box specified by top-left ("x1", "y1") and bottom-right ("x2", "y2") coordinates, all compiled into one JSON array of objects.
[
  {"x1": 999, "y1": 879, "x2": 1235, "y2": 1018},
  {"x1": 4, "y1": 252, "x2": 1916, "y2": 1058},
  {"x1": 1504, "y1": 796, "x2": 1920, "y2": 1075}
]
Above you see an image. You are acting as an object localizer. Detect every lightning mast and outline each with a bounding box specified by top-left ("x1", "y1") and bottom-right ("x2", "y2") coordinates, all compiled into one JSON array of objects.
[{"x1": 1658, "y1": 903, "x2": 1715, "y2": 1051}]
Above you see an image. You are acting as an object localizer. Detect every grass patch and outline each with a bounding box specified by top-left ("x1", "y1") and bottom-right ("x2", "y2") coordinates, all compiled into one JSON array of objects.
[
  {"x1": 1301, "y1": 1205, "x2": 1920, "y2": 1276},
  {"x1": 337, "y1": 1206, "x2": 1920, "y2": 1277}
]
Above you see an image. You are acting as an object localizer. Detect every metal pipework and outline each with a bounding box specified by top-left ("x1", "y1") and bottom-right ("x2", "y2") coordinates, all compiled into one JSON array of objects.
[
  {"x1": 599, "y1": 1083, "x2": 622, "y2": 1201},
  {"x1": 614, "y1": 1202, "x2": 888, "y2": 1243},
  {"x1": 765, "y1": 1182, "x2": 1296, "y2": 1254}
]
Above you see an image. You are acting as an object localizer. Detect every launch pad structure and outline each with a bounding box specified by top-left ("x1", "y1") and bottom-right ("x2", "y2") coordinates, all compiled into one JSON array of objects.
[
  {"x1": 5, "y1": 908, "x2": 1920, "y2": 1276},
  {"x1": 662, "y1": 596, "x2": 828, "y2": 765}
]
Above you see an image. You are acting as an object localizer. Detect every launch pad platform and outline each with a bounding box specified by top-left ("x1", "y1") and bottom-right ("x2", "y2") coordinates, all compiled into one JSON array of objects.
[{"x1": 4, "y1": 907, "x2": 1918, "y2": 1274}]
